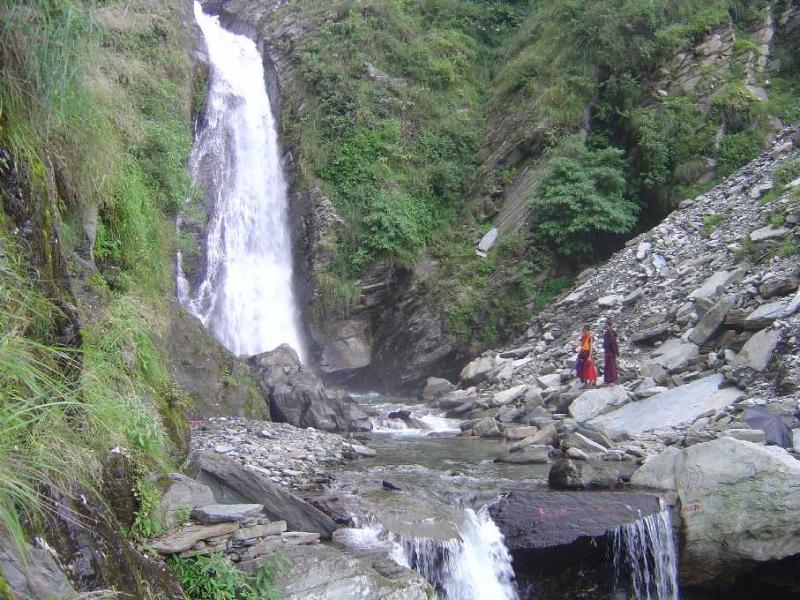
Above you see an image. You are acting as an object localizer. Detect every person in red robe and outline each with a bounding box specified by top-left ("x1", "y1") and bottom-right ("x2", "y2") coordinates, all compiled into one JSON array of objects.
[
  {"x1": 603, "y1": 319, "x2": 619, "y2": 385},
  {"x1": 576, "y1": 324, "x2": 594, "y2": 386}
]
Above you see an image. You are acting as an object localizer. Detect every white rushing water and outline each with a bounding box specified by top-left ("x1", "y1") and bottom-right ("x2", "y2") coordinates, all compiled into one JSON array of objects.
[
  {"x1": 178, "y1": 3, "x2": 304, "y2": 359},
  {"x1": 612, "y1": 507, "x2": 680, "y2": 600},
  {"x1": 342, "y1": 508, "x2": 517, "y2": 600}
]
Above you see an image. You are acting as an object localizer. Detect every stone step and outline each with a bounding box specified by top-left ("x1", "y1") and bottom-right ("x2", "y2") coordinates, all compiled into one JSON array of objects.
[{"x1": 191, "y1": 503, "x2": 264, "y2": 524}]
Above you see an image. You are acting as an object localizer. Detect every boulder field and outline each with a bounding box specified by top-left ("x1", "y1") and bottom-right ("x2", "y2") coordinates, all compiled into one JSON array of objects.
[{"x1": 423, "y1": 127, "x2": 800, "y2": 589}]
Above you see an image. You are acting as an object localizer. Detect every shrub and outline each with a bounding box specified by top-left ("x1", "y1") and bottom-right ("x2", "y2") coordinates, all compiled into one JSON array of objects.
[
  {"x1": 169, "y1": 552, "x2": 288, "y2": 600},
  {"x1": 716, "y1": 130, "x2": 763, "y2": 176},
  {"x1": 773, "y1": 156, "x2": 800, "y2": 188},
  {"x1": 529, "y1": 139, "x2": 637, "y2": 260}
]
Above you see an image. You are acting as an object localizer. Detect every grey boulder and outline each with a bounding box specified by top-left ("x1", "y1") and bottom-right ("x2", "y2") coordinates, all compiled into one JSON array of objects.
[{"x1": 732, "y1": 328, "x2": 780, "y2": 372}]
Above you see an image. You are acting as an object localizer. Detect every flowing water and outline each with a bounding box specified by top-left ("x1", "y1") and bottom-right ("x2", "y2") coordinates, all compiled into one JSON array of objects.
[
  {"x1": 184, "y1": 6, "x2": 681, "y2": 599},
  {"x1": 612, "y1": 506, "x2": 680, "y2": 600},
  {"x1": 178, "y1": 3, "x2": 304, "y2": 359}
]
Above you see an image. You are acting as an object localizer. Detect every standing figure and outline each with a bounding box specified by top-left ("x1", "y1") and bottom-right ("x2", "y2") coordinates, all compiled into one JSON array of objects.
[
  {"x1": 576, "y1": 324, "x2": 594, "y2": 386},
  {"x1": 603, "y1": 319, "x2": 619, "y2": 385}
]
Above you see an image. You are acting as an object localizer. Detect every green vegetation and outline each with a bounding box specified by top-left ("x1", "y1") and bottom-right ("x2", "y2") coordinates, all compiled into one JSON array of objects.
[
  {"x1": 0, "y1": 0, "x2": 194, "y2": 554},
  {"x1": 169, "y1": 551, "x2": 288, "y2": 600},
  {"x1": 702, "y1": 213, "x2": 723, "y2": 235},
  {"x1": 529, "y1": 138, "x2": 637, "y2": 261}
]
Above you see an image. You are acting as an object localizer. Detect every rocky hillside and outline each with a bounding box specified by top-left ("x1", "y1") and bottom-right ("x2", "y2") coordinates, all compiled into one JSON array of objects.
[{"x1": 421, "y1": 126, "x2": 800, "y2": 591}]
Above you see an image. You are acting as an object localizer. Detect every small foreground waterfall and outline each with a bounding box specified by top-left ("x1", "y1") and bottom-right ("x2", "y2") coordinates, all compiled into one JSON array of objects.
[
  {"x1": 612, "y1": 506, "x2": 680, "y2": 600},
  {"x1": 179, "y1": 3, "x2": 304, "y2": 358},
  {"x1": 346, "y1": 507, "x2": 518, "y2": 600}
]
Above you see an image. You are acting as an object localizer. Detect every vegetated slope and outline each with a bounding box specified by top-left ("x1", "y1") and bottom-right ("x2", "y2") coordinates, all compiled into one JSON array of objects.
[
  {"x1": 232, "y1": 0, "x2": 800, "y2": 389},
  {"x1": 0, "y1": 0, "x2": 203, "y2": 593}
]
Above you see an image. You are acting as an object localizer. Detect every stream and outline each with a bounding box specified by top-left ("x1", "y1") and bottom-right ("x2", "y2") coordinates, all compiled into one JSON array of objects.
[{"x1": 180, "y1": 4, "x2": 680, "y2": 598}]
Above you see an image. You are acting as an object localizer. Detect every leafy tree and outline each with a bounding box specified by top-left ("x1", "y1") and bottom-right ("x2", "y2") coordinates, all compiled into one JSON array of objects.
[{"x1": 530, "y1": 139, "x2": 637, "y2": 260}]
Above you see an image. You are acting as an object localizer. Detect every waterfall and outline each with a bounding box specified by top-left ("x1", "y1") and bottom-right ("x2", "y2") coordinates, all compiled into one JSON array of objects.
[
  {"x1": 178, "y1": 3, "x2": 304, "y2": 359},
  {"x1": 343, "y1": 508, "x2": 517, "y2": 600},
  {"x1": 612, "y1": 507, "x2": 680, "y2": 600}
]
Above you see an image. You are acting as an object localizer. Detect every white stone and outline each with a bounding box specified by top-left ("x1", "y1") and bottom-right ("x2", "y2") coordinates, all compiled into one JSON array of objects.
[
  {"x1": 744, "y1": 300, "x2": 787, "y2": 329},
  {"x1": 723, "y1": 428, "x2": 765, "y2": 444},
  {"x1": 649, "y1": 337, "x2": 700, "y2": 371},
  {"x1": 537, "y1": 373, "x2": 561, "y2": 388},
  {"x1": 492, "y1": 384, "x2": 528, "y2": 406},
  {"x1": 636, "y1": 241, "x2": 652, "y2": 260},
  {"x1": 732, "y1": 328, "x2": 780, "y2": 372},
  {"x1": 598, "y1": 294, "x2": 623, "y2": 308},
  {"x1": 568, "y1": 386, "x2": 629, "y2": 422},
  {"x1": 750, "y1": 225, "x2": 789, "y2": 242},
  {"x1": 793, "y1": 429, "x2": 800, "y2": 450}
]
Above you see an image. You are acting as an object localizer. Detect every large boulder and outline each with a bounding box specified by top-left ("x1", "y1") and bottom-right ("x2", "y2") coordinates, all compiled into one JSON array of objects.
[
  {"x1": 632, "y1": 438, "x2": 800, "y2": 585},
  {"x1": 248, "y1": 344, "x2": 371, "y2": 433},
  {"x1": 459, "y1": 355, "x2": 497, "y2": 385},
  {"x1": 744, "y1": 300, "x2": 787, "y2": 329},
  {"x1": 547, "y1": 459, "x2": 632, "y2": 490},
  {"x1": 568, "y1": 386, "x2": 629, "y2": 422},
  {"x1": 190, "y1": 451, "x2": 337, "y2": 537},
  {"x1": 689, "y1": 295, "x2": 735, "y2": 345},
  {"x1": 155, "y1": 473, "x2": 216, "y2": 528},
  {"x1": 588, "y1": 374, "x2": 743, "y2": 435},
  {"x1": 421, "y1": 377, "x2": 456, "y2": 403},
  {"x1": 0, "y1": 535, "x2": 76, "y2": 600}
]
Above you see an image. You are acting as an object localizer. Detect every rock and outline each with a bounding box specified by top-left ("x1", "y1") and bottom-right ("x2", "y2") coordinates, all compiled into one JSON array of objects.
[
  {"x1": 495, "y1": 445, "x2": 555, "y2": 464},
  {"x1": 436, "y1": 389, "x2": 477, "y2": 409},
  {"x1": 341, "y1": 442, "x2": 377, "y2": 458},
  {"x1": 759, "y1": 276, "x2": 798, "y2": 299},
  {"x1": 500, "y1": 346, "x2": 534, "y2": 359},
  {"x1": 689, "y1": 270, "x2": 743, "y2": 306},
  {"x1": 0, "y1": 535, "x2": 76, "y2": 599},
  {"x1": 459, "y1": 356, "x2": 496, "y2": 385},
  {"x1": 598, "y1": 294, "x2": 623, "y2": 308},
  {"x1": 151, "y1": 522, "x2": 238, "y2": 554},
  {"x1": 248, "y1": 345, "x2": 371, "y2": 433},
  {"x1": 421, "y1": 377, "x2": 455, "y2": 402},
  {"x1": 568, "y1": 386, "x2": 629, "y2": 422},
  {"x1": 793, "y1": 429, "x2": 800, "y2": 450},
  {"x1": 215, "y1": 444, "x2": 235, "y2": 454},
  {"x1": 190, "y1": 451, "x2": 337, "y2": 537},
  {"x1": 723, "y1": 428, "x2": 765, "y2": 443},
  {"x1": 505, "y1": 425, "x2": 540, "y2": 441},
  {"x1": 477, "y1": 227, "x2": 499, "y2": 253},
  {"x1": 562, "y1": 432, "x2": 608, "y2": 455},
  {"x1": 636, "y1": 241, "x2": 652, "y2": 260},
  {"x1": 588, "y1": 374, "x2": 744, "y2": 435},
  {"x1": 155, "y1": 473, "x2": 216, "y2": 528},
  {"x1": 648, "y1": 337, "x2": 700, "y2": 372},
  {"x1": 782, "y1": 286, "x2": 800, "y2": 317},
  {"x1": 689, "y1": 295, "x2": 735, "y2": 345},
  {"x1": 317, "y1": 317, "x2": 372, "y2": 373},
  {"x1": 233, "y1": 521, "x2": 286, "y2": 541},
  {"x1": 631, "y1": 438, "x2": 800, "y2": 585},
  {"x1": 565, "y1": 447, "x2": 589, "y2": 460},
  {"x1": 537, "y1": 373, "x2": 561, "y2": 388},
  {"x1": 640, "y1": 362, "x2": 668, "y2": 383},
  {"x1": 269, "y1": 542, "x2": 430, "y2": 600},
  {"x1": 622, "y1": 287, "x2": 644, "y2": 306},
  {"x1": 732, "y1": 328, "x2": 780, "y2": 372},
  {"x1": 282, "y1": 531, "x2": 320, "y2": 545},
  {"x1": 750, "y1": 225, "x2": 789, "y2": 242},
  {"x1": 382, "y1": 480, "x2": 404, "y2": 492},
  {"x1": 492, "y1": 384, "x2": 528, "y2": 406},
  {"x1": 547, "y1": 459, "x2": 629, "y2": 490},
  {"x1": 445, "y1": 398, "x2": 480, "y2": 418},
  {"x1": 630, "y1": 323, "x2": 671, "y2": 344},
  {"x1": 472, "y1": 417, "x2": 502, "y2": 438},
  {"x1": 743, "y1": 300, "x2": 787, "y2": 329},
  {"x1": 512, "y1": 423, "x2": 557, "y2": 449},
  {"x1": 190, "y1": 503, "x2": 264, "y2": 524}
]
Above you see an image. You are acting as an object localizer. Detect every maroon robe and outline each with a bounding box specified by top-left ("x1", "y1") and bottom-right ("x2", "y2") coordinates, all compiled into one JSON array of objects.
[{"x1": 603, "y1": 328, "x2": 619, "y2": 384}]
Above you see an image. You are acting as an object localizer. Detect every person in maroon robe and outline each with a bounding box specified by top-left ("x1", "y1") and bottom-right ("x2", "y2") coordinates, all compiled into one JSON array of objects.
[{"x1": 603, "y1": 319, "x2": 619, "y2": 385}]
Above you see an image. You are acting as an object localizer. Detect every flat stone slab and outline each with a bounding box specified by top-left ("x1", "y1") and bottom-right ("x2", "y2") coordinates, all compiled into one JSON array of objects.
[
  {"x1": 750, "y1": 225, "x2": 789, "y2": 242},
  {"x1": 649, "y1": 338, "x2": 699, "y2": 371},
  {"x1": 191, "y1": 503, "x2": 264, "y2": 524},
  {"x1": 152, "y1": 522, "x2": 238, "y2": 554},
  {"x1": 588, "y1": 374, "x2": 744, "y2": 435},
  {"x1": 568, "y1": 386, "x2": 629, "y2": 422},
  {"x1": 733, "y1": 328, "x2": 780, "y2": 372},
  {"x1": 489, "y1": 490, "x2": 661, "y2": 551},
  {"x1": 744, "y1": 301, "x2": 786, "y2": 329}
]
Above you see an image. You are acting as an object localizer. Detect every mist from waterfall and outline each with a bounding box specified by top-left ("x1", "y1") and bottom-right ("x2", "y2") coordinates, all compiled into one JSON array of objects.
[{"x1": 178, "y1": 3, "x2": 304, "y2": 359}]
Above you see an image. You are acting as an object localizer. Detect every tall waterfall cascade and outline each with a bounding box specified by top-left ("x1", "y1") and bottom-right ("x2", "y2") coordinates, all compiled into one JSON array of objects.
[
  {"x1": 178, "y1": 2, "x2": 305, "y2": 359},
  {"x1": 612, "y1": 507, "x2": 680, "y2": 600}
]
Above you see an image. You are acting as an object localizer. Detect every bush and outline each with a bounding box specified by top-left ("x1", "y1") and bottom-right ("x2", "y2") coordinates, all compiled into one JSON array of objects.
[
  {"x1": 530, "y1": 139, "x2": 637, "y2": 260},
  {"x1": 773, "y1": 156, "x2": 800, "y2": 188},
  {"x1": 169, "y1": 552, "x2": 288, "y2": 600},
  {"x1": 717, "y1": 130, "x2": 763, "y2": 176}
]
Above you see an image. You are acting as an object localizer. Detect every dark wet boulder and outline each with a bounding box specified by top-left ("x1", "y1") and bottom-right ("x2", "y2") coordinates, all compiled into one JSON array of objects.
[
  {"x1": 548, "y1": 458, "x2": 634, "y2": 490},
  {"x1": 190, "y1": 450, "x2": 337, "y2": 537},
  {"x1": 248, "y1": 344, "x2": 371, "y2": 433}
]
